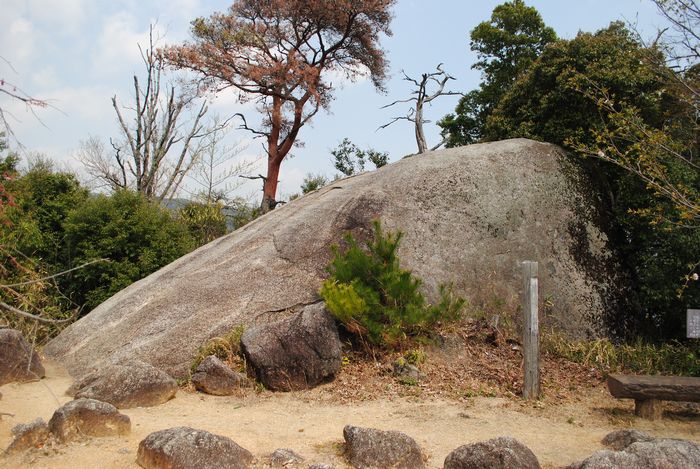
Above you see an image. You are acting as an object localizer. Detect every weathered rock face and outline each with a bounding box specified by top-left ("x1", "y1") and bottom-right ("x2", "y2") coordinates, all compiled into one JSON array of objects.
[
  {"x1": 343, "y1": 425, "x2": 425, "y2": 469},
  {"x1": 6, "y1": 418, "x2": 50, "y2": 454},
  {"x1": 66, "y1": 360, "x2": 177, "y2": 408},
  {"x1": 191, "y1": 355, "x2": 249, "y2": 395},
  {"x1": 0, "y1": 329, "x2": 45, "y2": 385},
  {"x1": 241, "y1": 302, "x2": 342, "y2": 391},
  {"x1": 444, "y1": 437, "x2": 540, "y2": 469},
  {"x1": 601, "y1": 429, "x2": 654, "y2": 451},
  {"x1": 45, "y1": 139, "x2": 623, "y2": 379},
  {"x1": 567, "y1": 437, "x2": 700, "y2": 469},
  {"x1": 48, "y1": 398, "x2": 131, "y2": 443},
  {"x1": 136, "y1": 427, "x2": 254, "y2": 469}
]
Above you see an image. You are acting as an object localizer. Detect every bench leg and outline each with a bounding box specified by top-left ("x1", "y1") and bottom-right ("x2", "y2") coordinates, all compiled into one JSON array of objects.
[{"x1": 634, "y1": 399, "x2": 662, "y2": 420}]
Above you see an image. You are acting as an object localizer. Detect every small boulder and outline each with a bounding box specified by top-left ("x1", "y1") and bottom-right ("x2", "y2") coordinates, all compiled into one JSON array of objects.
[
  {"x1": 241, "y1": 303, "x2": 341, "y2": 391},
  {"x1": 191, "y1": 355, "x2": 249, "y2": 395},
  {"x1": 6, "y1": 418, "x2": 50, "y2": 454},
  {"x1": 567, "y1": 437, "x2": 700, "y2": 469},
  {"x1": 136, "y1": 426, "x2": 254, "y2": 469},
  {"x1": 308, "y1": 465, "x2": 334, "y2": 469},
  {"x1": 443, "y1": 436, "x2": 540, "y2": 469},
  {"x1": 601, "y1": 429, "x2": 653, "y2": 450},
  {"x1": 343, "y1": 425, "x2": 425, "y2": 469},
  {"x1": 48, "y1": 398, "x2": 131, "y2": 443},
  {"x1": 67, "y1": 360, "x2": 177, "y2": 408},
  {"x1": 0, "y1": 329, "x2": 45, "y2": 385},
  {"x1": 270, "y1": 448, "x2": 304, "y2": 467}
]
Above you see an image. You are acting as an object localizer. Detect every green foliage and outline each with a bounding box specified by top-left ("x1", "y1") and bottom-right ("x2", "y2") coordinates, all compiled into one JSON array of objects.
[
  {"x1": 178, "y1": 201, "x2": 228, "y2": 246},
  {"x1": 319, "y1": 220, "x2": 465, "y2": 348},
  {"x1": 62, "y1": 190, "x2": 194, "y2": 311},
  {"x1": 190, "y1": 325, "x2": 246, "y2": 374},
  {"x1": 300, "y1": 173, "x2": 329, "y2": 194},
  {"x1": 439, "y1": 0, "x2": 556, "y2": 146},
  {"x1": 331, "y1": 138, "x2": 389, "y2": 176},
  {"x1": 543, "y1": 332, "x2": 700, "y2": 377}
]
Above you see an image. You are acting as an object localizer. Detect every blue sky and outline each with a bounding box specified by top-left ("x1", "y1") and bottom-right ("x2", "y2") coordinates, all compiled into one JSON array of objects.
[{"x1": 1, "y1": 0, "x2": 665, "y2": 201}]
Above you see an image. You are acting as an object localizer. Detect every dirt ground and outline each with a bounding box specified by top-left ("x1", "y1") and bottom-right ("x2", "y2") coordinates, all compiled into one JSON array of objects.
[{"x1": 1, "y1": 359, "x2": 699, "y2": 469}]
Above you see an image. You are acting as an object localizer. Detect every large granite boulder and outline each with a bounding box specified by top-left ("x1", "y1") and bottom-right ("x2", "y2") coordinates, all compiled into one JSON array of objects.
[
  {"x1": 136, "y1": 427, "x2": 253, "y2": 469},
  {"x1": 66, "y1": 360, "x2": 177, "y2": 408},
  {"x1": 343, "y1": 425, "x2": 425, "y2": 469},
  {"x1": 48, "y1": 398, "x2": 131, "y2": 443},
  {"x1": 444, "y1": 437, "x2": 540, "y2": 469},
  {"x1": 568, "y1": 436, "x2": 700, "y2": 468},
  {"x1": 0, "y1": 328, "x2": 45, "y2": 385},
  {"x1": 240, "y1": 302, "x2": 341, "y2": 391},
  {"x1": 45, "y1": 139, "x2": 624, "y2": 379}
]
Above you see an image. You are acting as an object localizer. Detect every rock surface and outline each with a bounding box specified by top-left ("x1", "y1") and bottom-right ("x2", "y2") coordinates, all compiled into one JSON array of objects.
[
  {"x1": 343, "y1": 425, "x2": 425, "y2": 469},
  {"x1": 601, "y1": 429, "x2": 653, "y2": 450},
  {"x1": 67, "y1": 360, "x2": 177, "y2": 408},
  {"x1": 269, "y1": 448, "x2": 305, "y2": 466},
  {"x1": 45, "y1": 139, "x2": 624, "y2": 379},
  {"x1": 6, "y1": 418, "x2": 50, "y2": 454},
  {"x1": 443, "y1": 436, "x2": 541, "y2": 469},
  {"x1": 191, "y1": 355, "x2": 249, "y2": 395},
  {"x1": 241, "y1": 303, "x2": 341, "y2": 391},
  {"x1": 136, "y1": 426, "x2": 254, "y2": 469},
  {"x1": 568, "y1": 437, "x2": 700, "y2": 469},
  {"x1": 0, "y1": 328, "x2": 45, "y2": 385},
  {"x1": 48, "y1": 398, "x2": 131, "y2": 443}
]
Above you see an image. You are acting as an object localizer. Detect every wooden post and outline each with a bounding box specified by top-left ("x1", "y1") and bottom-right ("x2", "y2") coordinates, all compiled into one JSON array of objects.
[{"x1": 522, "y1": 261, "x2": 540, "y2": 399}]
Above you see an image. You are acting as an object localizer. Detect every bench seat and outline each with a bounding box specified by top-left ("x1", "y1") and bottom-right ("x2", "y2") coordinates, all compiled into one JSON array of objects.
[{"x1": 607, "y1": 374, "x2": 700, "y2": 420}]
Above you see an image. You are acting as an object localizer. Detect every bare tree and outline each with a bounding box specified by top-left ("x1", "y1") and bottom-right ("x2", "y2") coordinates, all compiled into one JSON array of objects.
[
  {"x1": 380, "y1": 64, "x2": 462, "y2": 153},
  {"x1": 1, "y1": 57, "x2": 48, "y2": 144},
  {"x1": 183, "y1": 123, "x2": 258, "y2": 203},
  {"x1": 79, "y1": 26, "x2": 223, "y2": 201}
]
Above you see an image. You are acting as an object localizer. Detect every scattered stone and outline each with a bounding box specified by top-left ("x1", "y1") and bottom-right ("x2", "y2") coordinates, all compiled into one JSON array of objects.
[
  {"x1": 343, "y1": 425, "x2": 425, "y2": 469},
  {"x1": 601, "y1": 429, "x2": 653, "y2": 450},
  {"x1": 241, "y1": 303, "x2": 342, "y2": 391},
  {"x1": 444, "y1": 436, "x2": 540, "y2": 469},
  {"x1": 308, "y1": 464, "x2": 334, "y2": 469},
  {"x1": 0, "y1": 329, "x2": 45, "y2": 385},
  {"x1": 6, "y1": 418, "x2": 50, "y2": 454},
  {"x1": 48, "y1": 398, "x2": 131, "y2": 443},
  {"x1": 191, "y1": 355, "x2": 249, "y2": 396},
  {"x1": 270, "y1": 448, "x2": 304, "y2": 466},
  {"x1": 136, "y1": 426, "x2": 253, "y2": 469},
  {"x1": 391, "y1": 359, "x2": 424, "y2": 383},
  {"x1": 67, "y1": 360, "x2": 177, "y2": 408},
  {"x1": 567, "y1": 437, "x2": 700, "y2": 469}
]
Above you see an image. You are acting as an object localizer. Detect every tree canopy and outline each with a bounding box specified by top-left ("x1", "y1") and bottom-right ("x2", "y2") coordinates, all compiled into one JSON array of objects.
[{"x1": 163, "y1": 0, "x2": 396, "y2": 212}]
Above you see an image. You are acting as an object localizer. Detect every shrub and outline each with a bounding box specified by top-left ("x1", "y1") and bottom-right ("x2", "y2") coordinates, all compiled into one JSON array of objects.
[
  {"x1": 319, "y1": 220, "x2": 465, "y2": 348},
  {"x1": 190, "y1": 325, "x2": 246, "y2": 375}
]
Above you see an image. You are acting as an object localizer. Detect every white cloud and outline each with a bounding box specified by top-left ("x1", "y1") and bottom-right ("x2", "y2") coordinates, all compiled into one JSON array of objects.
[
  {"x1": 26, "y1": 0, "x2": 89, "y2": 33},
  {"x1": 4, "y1": 18, "x2": 35, "y2": 63}
]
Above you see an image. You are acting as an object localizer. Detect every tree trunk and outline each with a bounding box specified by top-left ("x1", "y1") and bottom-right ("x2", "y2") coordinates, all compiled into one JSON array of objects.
[
  {"x1": 260, "y1": 157, "x2": 281, "y2": 213},
  {"x1": 415, "y1": 102, "x2": 427, "y2": 154}
]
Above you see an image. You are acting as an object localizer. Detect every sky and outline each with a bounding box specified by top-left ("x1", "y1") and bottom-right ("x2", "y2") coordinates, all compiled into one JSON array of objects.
[{"x1": 1, "y1": 0, "x2": 667, "y2": 202}]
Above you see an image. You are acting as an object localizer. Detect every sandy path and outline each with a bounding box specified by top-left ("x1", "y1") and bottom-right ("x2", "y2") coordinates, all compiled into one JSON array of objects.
[{"x1": 1, "y1": 361, "x2": 698, "y2": 468}]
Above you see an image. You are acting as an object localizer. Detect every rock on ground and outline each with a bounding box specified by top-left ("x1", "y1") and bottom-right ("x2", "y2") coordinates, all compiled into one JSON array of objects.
[
  {"x1": 0, "y1": 328, "x2": 45, "y2": 385},
  {"x1": 343, "y1": 425, "x2": 425, "y2": 469},
  {"x1": 567, "y1": 437, "x2": 700, "y2": 469},
  {"x1": 443, "y1": 436, "x2": 541, "y2": 469},
  {"x1": 136, "y1": 426, "x2": 253, "y2": 469},
  {"x1": 5, "y1": 418, "x2": 49, "y2": 454},
  {"x1": 269, "y1": 448, "x2": 305, "y2": 467},
  {"x1": 601, "y1": 429, "x2": 654, "y2": 450},
  {"x1": 48, "y1": 398, "x2": 131, "y2": 443},
  {"x1": 67, "y1": 360, "x2": 177, "y2": 408},
  {"x1": 45, "y1": 139, "x2": 625, "y2": 379},
  {"x1": 191, "y1": 355, "x2": 249, "y2": 395},
  {"x1": 241, "y1": 303, "x2": 341, "y2": 391}
]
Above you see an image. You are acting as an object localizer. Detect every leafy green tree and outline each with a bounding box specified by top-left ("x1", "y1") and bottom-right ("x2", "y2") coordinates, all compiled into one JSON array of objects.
[
  {"x1": 480, "y1": 21, "x2": 698, "y2": 339},
  {"x1": 62, "y1": 190, "x2": 194, "y2": 311},
  {"x1": 439, "y1": 0, "x2": 556, "y2": 146},
  {"x1": 178, "y1": 201, "x2": 228, "y2": 246},
  {"x1": 300, "y1": 173, "x2": 329, "y2": 194},
  {"x1": 331, "y1": 138, "x2": 389, "y2": 176}
]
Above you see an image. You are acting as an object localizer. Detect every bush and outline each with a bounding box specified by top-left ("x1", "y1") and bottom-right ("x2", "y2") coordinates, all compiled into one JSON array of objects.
[
  {"x1": 319, "y1": 220, "x2": 464, "y2": 348},
  {"x1": 62, "y1": 190, "x2": 195, "y2": 312}
]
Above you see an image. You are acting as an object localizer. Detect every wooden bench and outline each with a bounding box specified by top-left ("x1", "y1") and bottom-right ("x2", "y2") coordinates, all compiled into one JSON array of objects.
[{"x1": 607, "y1": 374, "x2": 700, "y2": 420}]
